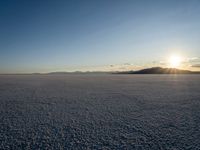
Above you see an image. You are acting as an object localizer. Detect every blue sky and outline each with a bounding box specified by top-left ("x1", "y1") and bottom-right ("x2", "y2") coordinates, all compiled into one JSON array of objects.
[{"x1": 1, "y1": 0, "x2": 200, "y2": 73}]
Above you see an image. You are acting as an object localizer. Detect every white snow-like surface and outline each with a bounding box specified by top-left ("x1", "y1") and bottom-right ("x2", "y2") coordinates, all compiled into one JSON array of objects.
[{"x1": 0, "y1": 74, "x2": 200, "y2": 149}]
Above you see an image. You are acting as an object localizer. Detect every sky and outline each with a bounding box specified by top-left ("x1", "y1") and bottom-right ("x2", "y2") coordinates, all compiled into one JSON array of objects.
[{"x1": 0, "y1": 0, "x2": 200, "y2": 73}]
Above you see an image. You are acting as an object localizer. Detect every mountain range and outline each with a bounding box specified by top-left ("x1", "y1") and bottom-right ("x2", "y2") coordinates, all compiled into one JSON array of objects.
[{"x1": 115, "y1": 67, "x2": 200, "y2": 74}]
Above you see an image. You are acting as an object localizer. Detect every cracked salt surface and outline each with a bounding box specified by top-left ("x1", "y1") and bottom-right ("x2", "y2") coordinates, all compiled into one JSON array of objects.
[{"x1": 0, "y1": 74, "x2": 200, "y2": 149}]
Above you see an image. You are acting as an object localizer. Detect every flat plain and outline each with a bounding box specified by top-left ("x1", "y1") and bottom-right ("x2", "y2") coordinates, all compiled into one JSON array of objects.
[{"x1": 0, "y1": 74, "x2": 200, "y2": 149}]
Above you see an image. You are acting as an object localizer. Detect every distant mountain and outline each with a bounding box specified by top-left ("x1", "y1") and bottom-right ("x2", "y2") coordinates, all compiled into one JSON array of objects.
[
  {"x1": 115, "y1": 67, "x2": 200, "y2": 74},
  {"x1": 2, "y1": 67, "x2": 199, "y2": 75},
  {"x1": 47, "y1": 71, "x2": 109, "y2": 75}
]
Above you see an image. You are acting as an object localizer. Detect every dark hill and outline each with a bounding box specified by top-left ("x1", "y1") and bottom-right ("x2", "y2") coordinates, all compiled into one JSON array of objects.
[{"x1": 116, "y1": 67, "x2": 200, "y2": 74}]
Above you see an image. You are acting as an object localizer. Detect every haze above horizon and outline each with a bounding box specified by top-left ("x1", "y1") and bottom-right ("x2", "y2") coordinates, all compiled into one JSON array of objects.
[{"x1": 1, "y1": 0, "x2": 200, "y2": 73}]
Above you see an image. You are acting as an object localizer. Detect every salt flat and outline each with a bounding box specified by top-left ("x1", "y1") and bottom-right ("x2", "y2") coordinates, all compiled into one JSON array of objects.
[{"x1": 0, "y1": 74, "x2": 200, "y2": 149}]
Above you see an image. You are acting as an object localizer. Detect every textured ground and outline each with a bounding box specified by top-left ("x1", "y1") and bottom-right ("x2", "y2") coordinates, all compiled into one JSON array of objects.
[{"x1": 0, "y1": 74, "x2": 200, "y2": 149}]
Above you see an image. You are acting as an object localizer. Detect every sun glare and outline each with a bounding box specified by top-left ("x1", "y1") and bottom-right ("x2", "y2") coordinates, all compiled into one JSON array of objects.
[{"x1": 169, "y1": 55, "x2": 182, "y2": 68}]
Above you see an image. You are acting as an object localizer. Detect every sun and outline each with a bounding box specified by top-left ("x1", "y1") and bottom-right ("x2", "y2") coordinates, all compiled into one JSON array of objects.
[{"x1": 169, "y1": 55, "x2": 182, "y2": 68}]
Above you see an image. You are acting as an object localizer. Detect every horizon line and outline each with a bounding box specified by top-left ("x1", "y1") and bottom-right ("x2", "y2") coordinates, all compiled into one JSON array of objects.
[{"x1": 1, "y1": 67, "x2": 200, "y2": 75}]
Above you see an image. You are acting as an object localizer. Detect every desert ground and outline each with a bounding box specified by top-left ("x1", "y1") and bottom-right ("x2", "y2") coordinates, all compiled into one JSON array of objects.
[{"x1": 0, "y1": 74, "x2": 200, "y2": 149}]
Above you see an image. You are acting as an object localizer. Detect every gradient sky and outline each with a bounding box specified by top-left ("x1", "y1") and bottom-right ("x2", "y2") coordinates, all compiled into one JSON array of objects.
[{"x1": 1, "y1": 0, "x2": 200, "y2": 73}]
